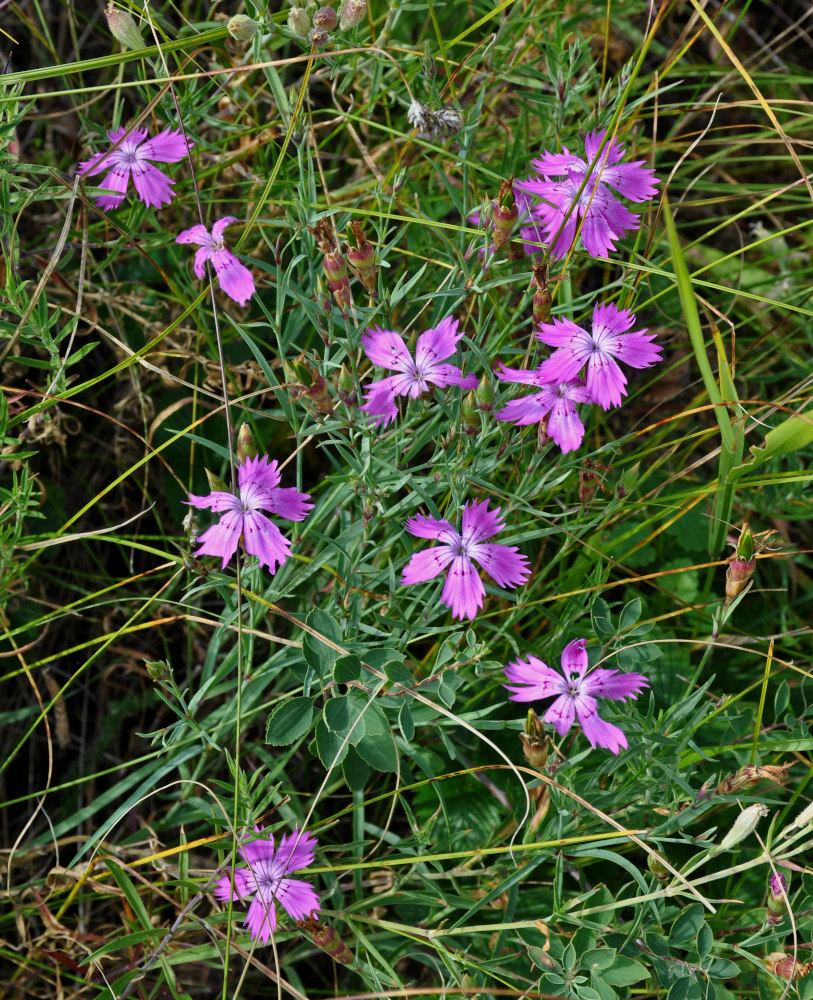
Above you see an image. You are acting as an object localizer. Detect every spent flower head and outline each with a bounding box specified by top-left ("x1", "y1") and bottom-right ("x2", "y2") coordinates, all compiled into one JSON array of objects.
[
  {"x1": 187, "y1": 455, "x2": 312, "y2": 573},
  {"x1": 360, "y1": 316, "x2": 477, "y2": 428},
  {"x1": 494, "y1": 363, "x2": 591, "y2": 453},
  {"x1": 516, "y1": 127, "x2": 659, "y2": 260},
  {"x1": 214, "y1": 827, "x2": 320, "y2": 945},
  {"x1": 401, "y1": 499, "x2": 531, "y2": 621},
  {"x1": 176, "y1": 216, "x2": 256, "y2": 306},
  {"x1": 535, "y1": 301, "x2": 662, "y2": 410},
  {"x1": 504, "y1": 638, "x2": 649, "y2": 754},
  {"x1": 78, "y1": 125, "x2": 191, "y2": 210}
]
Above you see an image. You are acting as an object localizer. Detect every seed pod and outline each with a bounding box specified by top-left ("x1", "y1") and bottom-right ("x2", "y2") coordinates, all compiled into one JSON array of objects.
[
  {"x1": 725, "y1": 522, "x2": 756, "y2": 605},
  {"x1": 313, "y1": 5, "x2": 338, "y2": 29},
  {"x1": 298, "y1": 917, "x2": 353, "y2": 965},
  {"x1": 347, "y1": 221, "x2": 377, "y2": 294},
  {"x1": 531, "y1": 261, "x2": 551, "y2": 326},
  {"x1": 519, "y1": 710, "x2": 549, "y2": 769},
  {"x1": 308, "y1": 25, "x2": 329, "y2": 46},
  {"x1": 339, "y1": 0, "x2": 366, "y2": 29},
  {"x1": 228, "y1": 14, "x2": 260, "y2": 40},
  {"x1": 764, "y1": 952, "x2": 813, "y2": 980},
  {"x1": 105, "y1": 2, "x2": 143, "y2": 50},
  {"x1": 716, "y1": 761, "x2": 794, "y2": 796},
  {"x1": 310, "y1": 220, "x2": 352, "y2": 314}
]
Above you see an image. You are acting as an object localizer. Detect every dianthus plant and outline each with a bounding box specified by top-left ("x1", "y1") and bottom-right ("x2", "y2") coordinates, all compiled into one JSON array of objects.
[
  {"x1": 187, "y1": 455, "x2": 312, "y2": 573},
  {"x1": 78, "y1": 125, "x2": 191, "y2": 210},
  {"x1": 504, "y1": 638, "x2": 649, "y2": 754},
  {"x1": 535, "y1": 302, "x2": 662, "y2": 409},
  {"x1": 360, "y1": 316, "x2": 477, "y2": 427},
  {"x1": 494, "y1": 363, "x2": 591, "y2": 453},
  {"x1": 517, "y1": 128, "x2": 659, "y2": 259},
  {"x1": 401, "y1": 499, "x2": 531, "y2": 620},
  {"x1": 176, "y1": 216, "x2": 256, "y2": 306},
  {"x1": 214, "y1": 827, "x2": 320, "y2": 945}
]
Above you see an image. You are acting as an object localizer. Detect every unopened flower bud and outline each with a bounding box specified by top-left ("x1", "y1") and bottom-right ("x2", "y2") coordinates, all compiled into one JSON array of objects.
[
  {"x1": 788, "y1": 799, "x2": 813, "y2": 832},
  {"x1": 205, "y1": 468, "x2": 229, "y2": 492},
  {"x1": 767, "y1": 872, "x2": 789, "y2": 925},
  {"x1": 323, "y1": 251, "x2": 351, "y2": 312},
  {"x1": 145, "y1": 659, "x2": 172, "y2": 683},
  {"x1": 491, "y1": 180, "x2": 518, "y2": 250},
  {"x1": 647, "y1": 853, "x2": 670, "y2": 882},
  {"x1": 337, "y1": 363, "x2": 356, "y2": 406},
  {"x1": 312, "y1": 5, "x2": 338, "y2": 29},
  {"x1": 308, "y1": 25, "x2": 330, "y2": 46},
  {"x1": 475, "y1": 372, "x2": 494, "y2": 412},
  {"x1": 339, "y1": 0, "x2": 366, "y2": 29},
  {"x1": 228, "y1": 14, "x2": 260, "y2": 40},
  {"x1": 519, "y1": 710, "x2": 549, "y2": 769},
  {"x1": 347, "y1": 221, "x2": 377, "y2": 294},
  {"x1": 287, "y1": 5, "x2": 311, "y2": 37},
  {"x1": 461, "y1": 391, "x2": 480, "y2": 435},
  {"x1": 236, "y1": 422, "x2": 258, "y2": 465},
  {"x1": 105, "y1": 3, "x2": 143, "y2": 51},
  {"x1": 716, "y1": 803, "x2": 769, "y2": 851},
  {"x1": 725, "y1": 523, "x2": 757, "y2": 604}
]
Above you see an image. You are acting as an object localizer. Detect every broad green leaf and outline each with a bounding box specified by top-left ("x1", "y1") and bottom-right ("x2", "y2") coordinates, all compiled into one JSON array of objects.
[
  {"x1": 302, "y1": 608, "x2": 343, "y2": 677},
  {"x1": 356, "y1": 732, "x2": 398, "y2": 772},
  {"x1": 265, "y1": 697, "x2": 314, "y2": 746}
]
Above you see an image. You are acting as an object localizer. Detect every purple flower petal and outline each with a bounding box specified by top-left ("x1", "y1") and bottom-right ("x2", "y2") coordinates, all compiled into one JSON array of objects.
[
  {"x1": 176, "y1": 224, "x2": 214, "y2": 247},
  {"x1": 276, "y1": 878, "x2": 321, "y2": 922},
  {"x1": 401, "y1": 546, "x2": 455, "y2": 584},
  {"x1": 504, "y1": 656, "x2": 567, "y2": 701},
  {"x1": 194, "y1": 510, "x2": 244, "y2": 567},
  {"x1": 471, "y1": 542, "x2": 530, "y2": 590},
  {"x1": 242, "y1": 510, "x2": 291, "y2": 573},
  {"x1": 543, "y1": 692, "x2": 577, "y2": 738},
  {"x1": 405, "y1": 512, "x2": 457, "y2": 540},
  {"x1": 442, "y1": 554, "x2": 486, "y2": 620},
  {"x1": 461, "y1": 498, "x2": 503, "y2": 544},
  {"x1": 131, "y1": 160, "x2": 177, "y2": 209},
  {"x1": 361, "y1": 327, "x2": 413, "y2": 371},
  {"x1": 140, "y1": 126, "x2": 191, "y2": 162},
  {"x1": 211, "y1": 248, "x2": 256, "y2": 306},
  {"x1": 414, "y1": 315, "x2": 461, "y2": 367}
]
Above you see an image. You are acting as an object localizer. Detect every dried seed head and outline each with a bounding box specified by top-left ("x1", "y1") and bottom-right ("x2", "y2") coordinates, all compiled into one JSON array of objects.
[
  {"x1": 716, "y1": 761, "x2": 794, "y2": 796},
  {"x1": 764, "y1": 952, "x2": 813, "y2": 981},
  {"x1": 105, "y1": 3, "x2": 143, "y2": 51},
  {"x1": 520, "y1": 710, "x2": 549, "y2": 769},
  {"x1": 407, "y1": 99, "x2": 464, "y2": 141}
]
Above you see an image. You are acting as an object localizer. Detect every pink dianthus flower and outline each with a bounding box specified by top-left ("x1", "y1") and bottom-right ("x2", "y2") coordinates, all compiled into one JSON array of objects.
[
  {"x1": 187, "y1": 455, "x2": 312, "y2": 573},
  {"x1": 516, "y1": 128, "x2": 659, "y2": 260},
  {"x1": 401, "y1": 499, "x2": 530, "y2": 621},
  {"x1": 78, "y1": 125, "x2": 191, "y2": 210},
  {"x1": 504, "y1": 638, "x2": 649, "y2": 754},
  {"x1": 214, "y1": 827, "x2": 320, "y2": 945},
  {"x1": 535, "y1": 301, "x2": 662, "y2": 409},
  {"x1": 176, "y1": 216, "x2": 256, "y2": 306},
  {"x1": 360, "y1": 316, "x2": 477, "y2": 427},
  {"x1": 494, "y1": 362, "x2": 591, "y2": 453}
]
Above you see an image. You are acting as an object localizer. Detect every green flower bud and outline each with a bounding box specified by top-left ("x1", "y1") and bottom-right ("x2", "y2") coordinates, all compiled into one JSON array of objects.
[
  {"x1": 339, "y1": 0, "x2": 366, "y2": 29},
  {"x1": 312, "y1": 5, "x2": 337, "y2": 29},
  {"x1": 337, "y1": 363, "x2": 357, "y2": 406},
  {"x1": 308, "y1": 24, "x2": 329, "y2": 46},
  {"x1": 461, "y1": 391, "x2": 480, "y2": 435},
  {"x1": 767, "y1": 872, "x2": 789, "y2": 925},
  {"x1": 205, "y1": 468, "x2": 228, "y2": 492},
  {"x1": 228, "y1": 14, "x2": 260, "y2": 40},
  {"x1": 105, "y1": 2, "x2": 143, "y2": 51},
  {"x1": 236, "y1": 422, "x2": 258, "y2": 465},
  {"x1": 475, "y1": 372, "x2": 494, "y2": 411},
  {"x1": 716, "y1": 802, "x2": 769, "y2": 851},
  {"x1": 519, "y1": 710, "x2": 548, "y2": 768},
  {"x1": 145, "y1": 659, "x2": 171, "y2": 683},
  {"x1": 347, "y1": 221, "x2": 377, "y2": 294},
  {"x1": 647, "y1": 853, "x2": 670, "y2": 882},
  {"x1": 287, "y1": 5, "x2": 311, "y2": 37}
]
